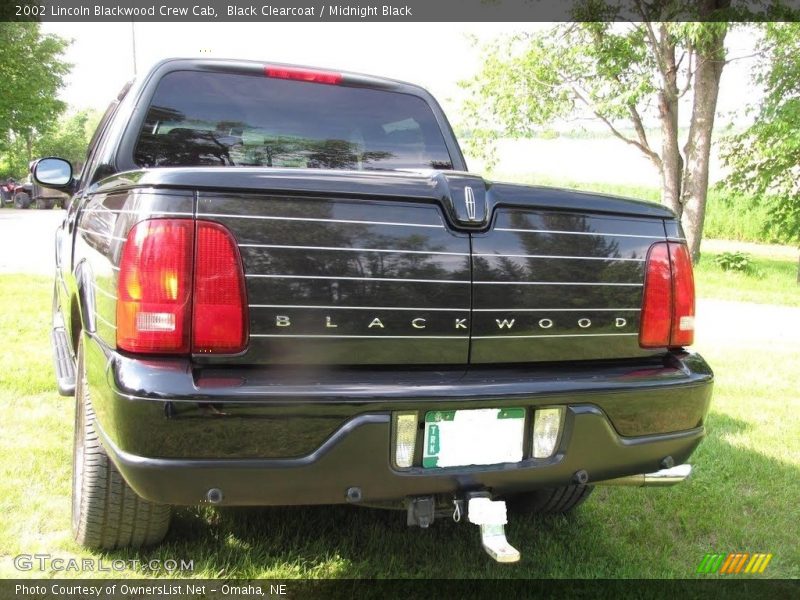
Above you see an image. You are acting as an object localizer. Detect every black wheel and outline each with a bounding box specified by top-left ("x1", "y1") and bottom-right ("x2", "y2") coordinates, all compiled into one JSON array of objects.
[
  {"x1": 14, "y1": 192, "x2": 30, "y2": 209},
  {"x1": 506, "y1": 484, "x2": 594, "y2": 515},
  {"x1": 72, "y1": 338, "x2": 172, "y2": 549}
]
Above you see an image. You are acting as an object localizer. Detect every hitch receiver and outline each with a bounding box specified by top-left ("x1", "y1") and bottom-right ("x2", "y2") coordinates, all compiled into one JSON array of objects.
[{"x1": 407, "y1": 496, "x2": 436, "y2": 528}]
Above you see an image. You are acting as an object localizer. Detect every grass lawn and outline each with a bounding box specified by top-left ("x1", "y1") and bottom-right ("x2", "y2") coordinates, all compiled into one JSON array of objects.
[
  {"x1": 695, "y1": 244, "x2": 800, "y2": 307},
  {"x1": 0, "y1": 273, "x2": 798, "y2": 579}
]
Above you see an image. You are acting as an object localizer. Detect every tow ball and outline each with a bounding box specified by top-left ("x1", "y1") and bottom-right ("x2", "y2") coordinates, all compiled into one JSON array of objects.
[{"x1": 407, "y1": 493, "x2": 521, "y2": 563}]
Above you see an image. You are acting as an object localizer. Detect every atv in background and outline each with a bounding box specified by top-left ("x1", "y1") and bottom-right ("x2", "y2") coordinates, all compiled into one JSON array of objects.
[
  {"x1": 11, "y1": 176, "x2": 34, "y2": 208},
  {"x1": 0, "y1": 178, "x2": 17, "y2": 207},
  {"x1": 5, "y1": 175, "x2": 68, "y2": 209}
]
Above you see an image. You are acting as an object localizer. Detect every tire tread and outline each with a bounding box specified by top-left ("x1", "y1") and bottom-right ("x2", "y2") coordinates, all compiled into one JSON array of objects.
[
  {"x1": 507, "y1": 484, "x2": 594, "y2": 515},
  {"x1": 72, "y1": 340, "x2": 171, "y2": 549}
]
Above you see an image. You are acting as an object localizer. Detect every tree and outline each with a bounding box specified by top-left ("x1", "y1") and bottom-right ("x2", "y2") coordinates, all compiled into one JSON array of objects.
[
  {"x1": 34, "y1": 110, "x2": 98, "y2": 171},
  {"x1": 0, "y1": 23, "x2": 70, "y2": 167},
  {"x1": 721, "y1": 23, "x2": 800, "y2": 282},
  {"x1": 461, "y1": 1, "x2": 732, "y2": 261}
]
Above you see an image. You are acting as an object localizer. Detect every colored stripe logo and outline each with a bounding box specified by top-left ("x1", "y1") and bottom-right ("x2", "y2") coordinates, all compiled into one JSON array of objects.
[{"x1": 697, "y1": 553, "x2": 773, "y2": 574}]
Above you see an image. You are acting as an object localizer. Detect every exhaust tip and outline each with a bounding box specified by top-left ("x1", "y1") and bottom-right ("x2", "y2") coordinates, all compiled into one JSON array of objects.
[
  {"x1": 644, "y1": 463, "x2": 692, "y2": 486},
  {"x1": 595, "y1": 464, "x2": 693, "y2": 487},
  {"x1": 206, "y1": 488, "x2": 224, "y2": 504}
]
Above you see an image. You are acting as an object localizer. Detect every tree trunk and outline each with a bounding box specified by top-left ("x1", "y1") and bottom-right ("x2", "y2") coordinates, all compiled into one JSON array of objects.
[
  {"x1": 680, "y1": 4, "x2": 730, "y2": 262},
  {"x1": 656, "y1": 25, "x2": 683, "y2": 217}
]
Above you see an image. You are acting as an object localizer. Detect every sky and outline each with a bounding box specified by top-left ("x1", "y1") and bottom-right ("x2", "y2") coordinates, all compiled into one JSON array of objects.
[
  {"x1": 41, "y1": 21, "x2": 760, "y2": 130},
  {"x1": 41, "y1": 22, "x2": 525, "y2": 119}
]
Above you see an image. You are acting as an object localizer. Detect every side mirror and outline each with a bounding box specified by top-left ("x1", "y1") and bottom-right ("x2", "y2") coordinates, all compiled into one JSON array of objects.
[{"x1": 33, "y1": 157, "x2": 73, "y2": 189}]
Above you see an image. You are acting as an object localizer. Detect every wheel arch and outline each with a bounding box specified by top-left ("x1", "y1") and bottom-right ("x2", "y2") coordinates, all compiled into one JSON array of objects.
[{"x1": 72, "y1": 260, "x2": 97, "y2": 346}]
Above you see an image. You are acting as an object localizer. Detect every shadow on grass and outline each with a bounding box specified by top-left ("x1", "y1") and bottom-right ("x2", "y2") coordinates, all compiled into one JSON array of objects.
[{"x1": 101, "y1": 412, "x2": 799, "y2": 579}]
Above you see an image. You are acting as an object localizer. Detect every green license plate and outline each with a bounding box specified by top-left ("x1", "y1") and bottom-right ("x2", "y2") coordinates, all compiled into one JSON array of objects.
[{"x1": 422, "y1": 408, "x2": 525, "y2": 468}]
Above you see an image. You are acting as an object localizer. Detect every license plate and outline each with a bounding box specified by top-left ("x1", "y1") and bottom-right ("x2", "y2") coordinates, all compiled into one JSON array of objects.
[{"x1": 422, "y1": 408, "x2": 525, "y2": 468}]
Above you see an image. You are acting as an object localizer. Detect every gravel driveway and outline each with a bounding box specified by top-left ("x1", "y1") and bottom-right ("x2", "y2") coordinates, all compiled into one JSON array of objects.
[
  {"x1": 0, "y1": 208, "x2": 65, "y2": 275},
  {"x1": 695, "y1": 298, "x2": 800, "y2": 347}
]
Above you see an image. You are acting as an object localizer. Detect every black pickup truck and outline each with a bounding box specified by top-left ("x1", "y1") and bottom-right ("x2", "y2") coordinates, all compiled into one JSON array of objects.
[{"x1": 36, "y1": 58, "x2": 712, "y2": 563}]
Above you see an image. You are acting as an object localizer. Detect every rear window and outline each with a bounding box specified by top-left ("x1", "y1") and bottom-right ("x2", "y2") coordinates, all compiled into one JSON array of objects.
[{"x1": 134, "y1": 70, "x2": 454, "y2": 171}]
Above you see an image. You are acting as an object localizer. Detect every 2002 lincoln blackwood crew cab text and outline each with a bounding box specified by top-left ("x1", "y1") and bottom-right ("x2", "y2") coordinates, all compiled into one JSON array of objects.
[{"x1": 35, "y1": 58, "x2": 712, "y2": 563}]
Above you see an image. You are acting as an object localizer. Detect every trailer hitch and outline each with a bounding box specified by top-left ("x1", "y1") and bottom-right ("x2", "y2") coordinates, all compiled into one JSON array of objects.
[
  {"x1": 406, "y1": 493, "x2": 520, "y2": 563},
  {"x1": 465, "y1": 492, "x2": 520, "y2": 563}
]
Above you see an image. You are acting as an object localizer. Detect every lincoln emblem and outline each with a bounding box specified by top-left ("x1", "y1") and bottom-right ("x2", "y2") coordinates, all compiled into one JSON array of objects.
[{"x1": 464, "y1": 186, "x2": 476, "y2": 220}]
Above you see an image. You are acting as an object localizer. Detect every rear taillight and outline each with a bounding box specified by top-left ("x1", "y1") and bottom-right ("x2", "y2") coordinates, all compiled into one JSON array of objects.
[
  {"x1": 192, "y1": 222, "x2": 248, "y2": 353},
  {"x1": 264, "y1": 65, "x2": 342, "y2": 85},
  {"x1": 117, "y1": 219, "x2": 194, "y2": 354},
  {"x1": 117, "y1": 219, "x2": 248, "y2": 355},
  {"x1": 639, "y1": 242, "x2": 695, "y2": 349},
  {"x1": 668, "y1": 242, "x2": 695, "y2": 347}
]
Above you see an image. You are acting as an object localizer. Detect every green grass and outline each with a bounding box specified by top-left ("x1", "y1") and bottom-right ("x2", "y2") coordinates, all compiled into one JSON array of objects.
[
  {"x1": 0, "y1": 274, "x2": 798, "y2": 579},
  {"x1": 695, "y1": 250, "x2": 800, "y2": 307}
]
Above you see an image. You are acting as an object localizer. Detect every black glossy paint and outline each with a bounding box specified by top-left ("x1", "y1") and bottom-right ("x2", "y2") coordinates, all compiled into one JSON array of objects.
[
  {"x1": 94, "y1": 347, "x2": 712, "y2": 460},
  {"x1": 198, "y1": 191, "x2": 471, "y2": 365},
  {"x1": 49, "y1": 58, "x2": 713, "y2": 507},
  {"x1": 97, "y1": 405, "x2": 706, "y2": 506},
  {"x1": 470, "y1": 209, "x2": 663, "y2": 363}
]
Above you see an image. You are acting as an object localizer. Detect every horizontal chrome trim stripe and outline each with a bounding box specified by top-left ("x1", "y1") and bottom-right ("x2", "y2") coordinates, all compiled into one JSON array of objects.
[
  {"x1": 91, "y1": 282, "x2": 117, "y2": 300},
  {"x1": 473, "y1": 333, "x2": 639, "y2": 339},
  {"x1": 249, "y1": 304, "x2": 469, "y2": 311},
  {"x1": 246, "y1": 274, "x2": 636, "y2": 286},
  {"x1": 197, "y1": 212, "x2": 444, "y2": 229},
  {"x1": 83, "y1": 209, "x2": 194, "y2": 217},
  {"x1": 246, "y1": 274, "x2": 469, "y2": 284},
  {"x1": 495, "y1": 227, "x2": 663, "y2": 239},
  {"x1": 251, "y1": 332, "x2": 636, "y2": 340},
  {"x1": 473, "y1": 307, "x2": 641, "y2": 312},
  {"x1": 77, "y1": 227, "x2": 127, "y2": 242},
  {"x1": 250, "y1": 334, "x2": 467, "y2": 339},
  {"x1": 239, "y1": 243, "x2": 468, "y2": 256},
  {"x1": 474, "y1": 253, "x2": 645, "y2": 262},
  {"x1": 249, "y1": 305, "x2": 638, "y2": 312},
  {"x1": 474, "y1": 281, "x2": 642, "y2": 287},
  {"x1": 94, "y1": 312, "x2": 117, "y2": 330}
]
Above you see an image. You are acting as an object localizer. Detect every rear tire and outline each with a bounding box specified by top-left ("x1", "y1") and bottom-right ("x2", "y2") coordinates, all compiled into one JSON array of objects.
[
  {"x1": 506, "y1": 484, "x2": 594, "y2": 515},
  {"x1": 14, "y1": 192, "x2": 30, "y2": 209},
  {"x1": 72, "y1": 338, "x2": 172, "y2": 549}
]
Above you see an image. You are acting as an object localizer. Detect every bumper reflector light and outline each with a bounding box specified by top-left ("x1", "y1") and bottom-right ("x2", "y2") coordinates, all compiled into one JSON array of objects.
[
  {"x1": 394, "y1": 413, "x2": 418, "y2": 468},
  {"x1": 532, "y1": 407, "x2": 564, "y2": 458}
]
